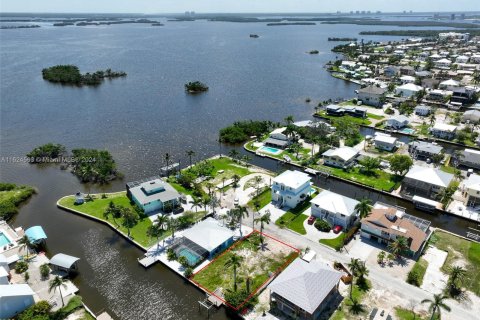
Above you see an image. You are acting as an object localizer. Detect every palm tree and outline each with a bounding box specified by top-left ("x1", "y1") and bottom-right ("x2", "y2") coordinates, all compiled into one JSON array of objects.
[
  {"x1": 121, "y1": 207, "x2": 139, "y2": 238},
  {"x1": 205, "y1": 182, "x2": 215, "y2": 196},
  {"x1": 348, "y1": 258, "x2": 361, "y2": 299},
  {"x1": 221, "y1": 176, "x2": 227, "y2": 194},
  {"x1": 148, "y1": 215, "x2": 168, "y2": 247},
  {"x1": 189, "y1": 197, "x2": 203, "y2": 213},
  {"x1": 254, "y1": 210, "x2": 271, "y2": 235},
  {"x1": 284, "y1": 115, "x2": 294, "y2": 125},
  {"x1": 355, "y1": 198, "x2": 372, "y2": 219},
  {"x1": 232, "y1": 174, "x2": 241, "y2": 193},
  {"x1": 356, "y1": 261, "x2": 369, "y2": 284},
  {"x1": 349, "y1": 298, "x2": 366, "y2": 315},
  {"x1": 228, "y1": 149, "x2": 239, "y2": 161},
  {"x1": 448, "y1": 265, "x2": 466, "y2": 293},
  {"x1": 202, "y1": 197, "x2": 210, "y2": 215},
  {"x1": 421, "y1": 294, "x2": 451, "y2": 320},
  {"x1": 17, "y1": 235, "x2": 33, "y2": 257},
  {"x1": 224, "y1": 254, "x2": 243, "y2": 292},
  {"x1": 168, "y1": 217, "x2": 179, "y2": 240},
  {"x1": 186, "y1": 150, "x2": 195, "y2": 168},
  {"x1": 253, "y1": 175, "x2": 264, "y2": 197},
  {"x1": 103, "y1": 201, "x2": 121, "y2": 227},
  {"x1": 388, "y1": 236, "x2": 409, "y2": 258},
  {"x1": 231, "y1": 206, "x2": 249, "y2": 237},
  {"x1": 49, "y1": 276, "x2": 67, "y2": 307}
]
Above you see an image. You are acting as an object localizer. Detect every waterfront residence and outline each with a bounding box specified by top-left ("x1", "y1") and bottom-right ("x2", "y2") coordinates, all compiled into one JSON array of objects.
[
  {"x1": 462, "y1": 110, "x2": 480, "y2": 123},
  {"x1": 462, "y1": 173, "x2": 480, "y2": 207},
  {"x1": 373, "y1": 133, "x2": 397, "y2": 151},
  {"x1": 269, "y1": 258, "x2": 342, "y2": 320},
  {"x1": 402, "y1": 165, "x2": 454, "y2": 199},
  {"x1": 127, "y1": 178, "x2": 181, "y2": 214},
  {"x1": 360, "y1": 202, "x2": 431, "y2": 257},
  {"x1": 429, "y1": 123, "x2": 457, "y2": 140},
  {"x1": 322, "y1": 147, "x2": 359, "y2": 169},
  {"x1": 400, "y1": 75, "x2": 416, "y2": 84},
  {"x1": 450, "y1": 87, "x2": 477, "y2": 105},
  {"x1": 460, "y1": 149, "x2": 480, "y2": 169},
  {"x1": 271, "y1": 170, "x2": 312, "y2": 208},
  {"x1": 408, "y1": 141, "x2": 443, "y2": 160},
  {"x1": 310, "y1": 190, "x2": 359, "y2": 229},
  {"x1": 439, "y1": 79, "x2": 460, "y2": 90},
  {"x1": 426, "y1": 89, "x2": 449, "y2": 101},
  {"x1": 435, "y1": 58, "x2": 452, "y2": 69},
  {"x1": 172, "y1": 217, "x2": 235, "y2": 265},
  {"x1": 414, "y1": 105, "x2": 431, "y2": 116},
  {"x1": 0, "y1": 284, "x2": 35, "y2": 319},
  {"x1": 356, "y1": 85, "x2": 387, "y2": 107},
  {"x1": 395, "y1": 83, "x2": 423, "y2": 97},
  {"x1": 264, "y1": 127, "x2": 293, "y2": 149},
  {"x1": 325, "y1": 105, "x2": 367, "y2": 118},
  {"x1": 385, "y1": 115, "x2": 410, "y2": 129}
]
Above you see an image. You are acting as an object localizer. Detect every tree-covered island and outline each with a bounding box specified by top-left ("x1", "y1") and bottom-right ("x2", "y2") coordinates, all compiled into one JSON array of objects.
[
  {"x1": 184, "y1": 81, "x2": 209, "y2": 94},
  {"x1": 42, "y1": 65, "x2": 127, "y2": 86}
]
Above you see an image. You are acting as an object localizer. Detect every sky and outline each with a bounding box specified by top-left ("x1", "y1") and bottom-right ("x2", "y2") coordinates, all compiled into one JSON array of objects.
[{"x1": 0, "y1": 0, "x2": 479, "y2": 14}]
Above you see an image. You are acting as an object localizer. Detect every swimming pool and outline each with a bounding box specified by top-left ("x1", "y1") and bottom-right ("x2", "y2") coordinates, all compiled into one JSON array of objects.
[
  {"x1": 0, "y1": 232, "x2": 11, "y2": 247},
  {"x1": 400, "y1": 128, "x2": 415, "y2": 135},
  {"x1": 177, "y1": 247, "x2": 202, "y2": 266},
  {"x1": 259, "y1": 146, "x2": 282, "y2": 155}
]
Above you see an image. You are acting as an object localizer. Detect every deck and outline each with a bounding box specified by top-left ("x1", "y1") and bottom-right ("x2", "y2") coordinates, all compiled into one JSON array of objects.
[{"x1": 138, "y1": 256, "x2": 158, "y2": 268}]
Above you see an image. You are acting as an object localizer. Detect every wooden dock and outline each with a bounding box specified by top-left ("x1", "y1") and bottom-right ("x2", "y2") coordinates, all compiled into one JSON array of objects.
[{"x1": 138, "y1": 256, "x2": 158, "y2": 268}]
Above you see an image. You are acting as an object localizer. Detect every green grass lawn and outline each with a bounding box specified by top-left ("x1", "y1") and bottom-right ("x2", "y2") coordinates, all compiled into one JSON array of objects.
[
  {"x1": 0, "y1": 183, "x2": 35, "y2": 220},
  {"x1": 192, "y1": 233, "x2": 298, "y2": 306},
  {"x1": 247, "y1": 188, "x2": 272, "y2": 209},
  {"x1": 313, "y1": 164, "x2": 401, "y2": 191},
  {"x1": 394, "y1": 307, "x2": 433, "y2": 320},
  {"x1": 317, "y1": 111, "x2": 372, "y2": 126},
  {"x1": 275, "y1": 198, "x2": 314, "y2": 235},
  {"x1": 319, "y1": 233, "x2": 346, "y2": 250},
  {"x1": 245, "y1": 141, "x2": 259, "y2": 151},
  {"x1": 330, "y1": 280, "x2": 371, "y2": 320},
  {"x1": 367, "y1": 113, "x2": 385, "y2": 120},
  {"x1": 58, "y1": 192, "x2": 158, "y2": 247},
  {"x1": 407, "y1": 258, "x2": 428, "y2": 286},
  {"x1": 431, "y1": 231, "x2": 480, "y2": 296},
  {"x1": 440, "y1": 165, "x2": 457, "y2": 174}
]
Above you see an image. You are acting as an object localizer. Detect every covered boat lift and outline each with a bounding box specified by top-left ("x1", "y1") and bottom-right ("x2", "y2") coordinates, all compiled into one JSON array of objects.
[{"x1": 49, "y1": 253, "x2": 80, "y2": 274}]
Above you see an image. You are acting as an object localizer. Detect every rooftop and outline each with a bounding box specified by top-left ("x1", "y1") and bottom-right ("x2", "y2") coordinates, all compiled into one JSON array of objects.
[
  {"x1": 129, "y1": 179, "x2": 181, "y2": 205},
  {"x1": 322, "y1": 146, "x2": 359, "y2": 161},
  {"x1": 0, "y1": 284, "x2": 35, "y2": 298},
  {"x1": 358, "y1": 85, "x2": 387, "y2": 95},
  {"x1": 181, "y1": 217, "x2": 235, "y2": 253},
  {"x1": 404, "y1": 165, "x2": 454, "y2": 188},
  {"x1": 310, "y1": 190, "x2": 359, "y2": 216},
  {"x1": 273, "y1": 170, "x2": 311, "y2": 189},
  {"x1": 50, "y1": 253, "x2": 80, "y2": 270}
]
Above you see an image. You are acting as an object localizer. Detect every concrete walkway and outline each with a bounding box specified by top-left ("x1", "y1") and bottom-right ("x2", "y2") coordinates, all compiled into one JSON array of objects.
[{"x1": 421, "y1": 246, "x2": 448, "y2": 294}]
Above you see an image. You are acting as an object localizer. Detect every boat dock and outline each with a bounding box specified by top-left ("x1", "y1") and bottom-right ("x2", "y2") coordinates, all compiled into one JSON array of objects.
[{"x1": 138, "y1": 256, "x2": 158, "y2": 268}]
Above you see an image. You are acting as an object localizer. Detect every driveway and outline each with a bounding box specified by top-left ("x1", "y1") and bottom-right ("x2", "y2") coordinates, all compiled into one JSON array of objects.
[
  {"x1": 259, "y1": 203, "x2": 286, "y2": 222},
  {"x1": 349, "y1": 237, "x2": 376, "y2": 261},
  {"x1": 421, "y1": 246, "x2": 448, "y2": 294}
]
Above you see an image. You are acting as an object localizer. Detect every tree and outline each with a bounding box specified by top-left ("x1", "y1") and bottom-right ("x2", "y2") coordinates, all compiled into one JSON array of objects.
[
  {"x1": 421, "y1": 294, "x2": 451, "y2": 320},
  {"x1": 24, "y1": 271, "x2": 30, "y2": 283},
  {"x1": 49, "y1": 276, "x2": 67, "y2": 307},
  {"x1": 168, "y1": 217, "x2": 179, "y2": 240},
  {"x1": 186, "y1": 150, "x2": 195, "y2": 168},
  {"x1": 254, "y1": 210, "x2": 271, "y2": 235},
  {"x1": 388, "y1": 236, "x2": 409, "y2": 258},
  {"x1": 224, "y1": 254, "x2": 243, "y2": 292},
  {"x1": 189, "y1": 197, "x2": 203, "y2": 213},
  {"x1": 232, "y1": 174, "x2": 241, "y2": 192},
  {"x1": 447, "y1": 265, "x2": 466, "y2": 294},
  {"x1": 17, "y1": 235, "x2": 33, "y2": 256},
  {"x1": 284, "y1": 115, "x2": 294, "y2": 126},
  {"x1": 359, "y1": 156, "x2": 380, "y2": 174},
  {"x1": 355, "y1": 198, "x2": 372, "y2": 219},
  {"x1": 288, "y1": 142, "x2": 302, "y2": 159},
  {"x1": 228, "y1": 149, "x2": 240, "y2": 161},
  {"x1": 121, "y1": 207, "x2": 139, "y2": 238},
  {"x1": 348, "y1": 258, "x2": 361, "y2": 299},
  {"x1": 202, "y1": 196, "x2": 210, "y2": 216},
  {"x1": 177, "y1": 256, "x2": 190, "y2": 268},
  {"x1": 377, "y1": 251, "x2": 386, "y2": 265},
  {"x1": 230, "y1": 206, "x2": 249, "y2": 237},
  {"x1": 348, "y1": 298, "x2": 366, "y2": 315},
  {"x1": 389, "y1": 154, "x2": 413, "y2": 176},
  {"x1": 253, "y1": 175, "x2": 264, "y2": 197},
  {"x1": 452, "y1": 150, "x2": 464, "y2": 168},
  {"x1": 103, "y1": 201, "x2": 121, "y2": 227},
  {"x1": 147, "y1": 216, "x2": 165, "y2": 247},
  {"x1": 40, "y1": 263, "x2": 50, "y2": 280},
  {"x1": 356, "y1": 261, "x2": 369, "y2": 283}
]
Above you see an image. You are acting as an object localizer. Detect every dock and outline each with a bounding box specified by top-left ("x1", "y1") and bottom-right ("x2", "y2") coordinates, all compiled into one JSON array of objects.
[
  {"x1": 138, "y1": 256, "x2": 158, "y2": 268},
  {"x1": 97, "y1": 312, "x2": 114, "y2": 320}
]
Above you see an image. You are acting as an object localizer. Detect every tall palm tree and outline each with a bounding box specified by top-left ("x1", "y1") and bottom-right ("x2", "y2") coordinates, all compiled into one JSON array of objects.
[
  {"x1": 202, "y1": 197, "x2": 210, "y2": 215},
  {"x1": 232, "y1": 174, "x2": 241, "y2": 193},
  {"x1": 148, "y1": 215, "x2": 168, "y2": 247},
  {"x1": 388, "y1": 236, "x2": 409, "y2": 258},
  {"x1": 186, "y1": 150, "x2": 195, "y2": 168},
  {"x1": 121, "y1": 207, "x2": 138, "y2": 238},
  {"x1": 221, "y1": 177, "x2": 227, "y2": 194},
  {"x1": 355, "y1": 198, "x2": 372, "y2": 219},
  {"x1": 356, "y1": 261, "x2": 369, "y2": 283},
  {"x1": 232, "y1": 206, "x2": 249, "y2": 237},
  {"x1": 205, "y1": 182, "x2": 215, "y2": 197},
  {"x1": 254, "y1": 210, "x2": 271, "y2": 235},
  {"x1": 18, "y1": 235, "x2": 33, "y2": 257},
  {"x1": 448, "y1": 265, "x2": 466, "y2": 292},
  {"x1": 189, "y1": 197, "x2": 203, "y2": 213},
  {"x1": 103, "y1": 201, "x2": 121, "y2": 227},
  {"x1": 284, "y1": 115, "x2": 294, "y2": 126},
  {"x1": 228, "y1": 149, "x2": 239, "y2": 161},
  {"x1": 49, "y1": 276, "x2": 67, "y2": 307},
  {"x1": 168, "y1": 217, "x2": 179, "y2": 240},
  {"x1": 347, "y1": 258, "x2": 361, "y2": 299},
  {"x1": 421, "y1": 294, "x2": 451, "y2": 320},
  {"x1": 224, "y1": 254, "x2": 243, "y2": 292},
  {"x1": 253, "y1": 175, "x2": 264, "y2": 197}
]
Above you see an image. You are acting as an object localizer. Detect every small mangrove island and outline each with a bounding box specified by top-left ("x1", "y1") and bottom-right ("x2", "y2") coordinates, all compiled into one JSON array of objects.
[
  {"x1": 0, "y1": 182, "x2": 36, "y2": 221},
  {"x1": 184, "y1": 81, "x2": 209, "y2": 94},
  {"x1": 328, "y1": 37, "x2": 358, "y2": 41},
  {"x1": 26, "y1": 143, "x2": 66, "y2": 163},
  {"x1": 308, "y1": 50, "x2": 319, "y2": 54},
  {"x1": 42, "y1": 65, "x2": 127, "y2": 86}
]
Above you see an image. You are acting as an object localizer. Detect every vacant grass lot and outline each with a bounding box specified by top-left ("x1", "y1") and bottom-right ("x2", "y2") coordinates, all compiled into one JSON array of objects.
[
  {"x1": 317, "y1": 111, "x2": 372, "y2": 126},
  {"x1": 431, "y1": 231, "x2": 480, "y2": 296},
  {"x1": 58, "y1": 192, "x2": 157, "y2": 247},
  {"x1": 330, "y1": 280, "x2": 371, "y2": 320}
]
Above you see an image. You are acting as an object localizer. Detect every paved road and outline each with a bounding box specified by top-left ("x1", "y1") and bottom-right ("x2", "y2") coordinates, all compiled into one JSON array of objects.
[{"x1": 246, "y1": 210, "x2": 478, "y2": 320}]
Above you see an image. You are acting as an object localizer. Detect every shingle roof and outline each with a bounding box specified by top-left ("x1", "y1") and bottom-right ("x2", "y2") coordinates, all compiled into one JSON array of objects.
[{"x1": 269, "y1": 259, "x2": 342, "y2": 314}]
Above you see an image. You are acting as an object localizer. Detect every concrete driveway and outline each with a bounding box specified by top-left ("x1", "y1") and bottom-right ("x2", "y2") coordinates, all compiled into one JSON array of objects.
[
  {"x1": 349, "y1": 237, "x2": 376, "y2": 261},
  {"x1": 421, "y1": 246, "x2": 448, "y2": 294}
]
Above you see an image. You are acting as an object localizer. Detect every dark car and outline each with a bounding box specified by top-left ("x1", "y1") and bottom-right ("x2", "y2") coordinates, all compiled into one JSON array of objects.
[
  {"x1": 333, "y1": 225, "x2": 343, "y2": 234},
  {"x1": 307, "y1": 216, "x2": 316, "y2": 225}
]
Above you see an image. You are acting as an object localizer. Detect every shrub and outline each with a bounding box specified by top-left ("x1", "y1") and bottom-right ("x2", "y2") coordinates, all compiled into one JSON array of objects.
[
  {"x1": 407, "y1": 270, "x2": 420, "y2": 286},
  {"x1": 314, "y1": 219, "x2": 331, "y2": 232},
  {"x1": 40, "y1": 263, "x2": 50, "y2": 279},
  {"x1": 167, "y1": 248, "x2": 177, "y2": 261},
  {"x1": 184, "y1": 267, "x2": 193, "y2": 278},
  {"x1": 178, "y1": 255, "x2": 190, "y2": 268},
  {"x1": 17, "y1": 301, "x2": 52, "y2": 320},
  {"x1": 15, "y1": 261, "x2": 29, "y2": 274}
]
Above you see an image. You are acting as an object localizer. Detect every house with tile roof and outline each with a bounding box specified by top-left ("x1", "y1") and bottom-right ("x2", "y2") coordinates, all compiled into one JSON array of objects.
[{"x1": 269, "y1": 258, "x2": 342, "y2": 320}]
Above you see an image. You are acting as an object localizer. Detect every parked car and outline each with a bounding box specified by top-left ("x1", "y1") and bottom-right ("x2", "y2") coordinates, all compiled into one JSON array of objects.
[
  {"x1": 307, "y1": 216, "x2": 316, "y2": 225},
  {"x1": 333, "y1": 225, "x2": 343, "y2": 234}
]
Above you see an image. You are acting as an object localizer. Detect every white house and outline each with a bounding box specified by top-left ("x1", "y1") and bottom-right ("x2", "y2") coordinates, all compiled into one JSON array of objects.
[
  {"x1": 322, "y1": 147, "x2": 359, "y2": 169},
  {"x1": 462, "y1": 110, "x2": 480, "y2": 123},
  {"x1": 395, "y1": 83, "x2": 423, "y2": 97},
  {"x1": 430, "y1": 123, "x2": 457, "y2": 140},
  {"x1": 435, "y1": 58, "x2": 452, "y2": 69},
  {"x1": 271, "y1": 170, "x2": 312, "y2": 208},
  {"x1": 357, "y1": 85, "x2": 387, "y2": 107},
  {"x1": 456, "y1": 55, "x2": 470, "y2": 64},
  {"x1": 310, "y1": 190, "x2": 359, "y2": 229},
  {"x1": 374, "y1": 133, "x2": 398, "y2": 151},
  {"x1": 439, "y1": 79, "x2": 460, "y2": 90},
  {"x1": 386, "y1": 115, "x2": 410, "y2": 129},
  {"x1": 402, "y1": 165, "x2": 454, "y2": 199},
  {"x1": 400, "y1": 75, "x2": 416, "y2": 84},
  {"x1": 0, "y1": 284, "x2": 35, "y2": 319},
  {"x1": 460, "y1": 149, "x2": 480, "y2": 169},
  {"x1": 264, "y1": 127, "x2": 293, "y2": 149}
]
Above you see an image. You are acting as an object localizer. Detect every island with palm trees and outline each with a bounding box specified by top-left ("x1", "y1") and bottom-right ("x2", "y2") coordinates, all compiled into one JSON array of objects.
[{"x1": 42, "y1": 65, "x2": 126, "y2": 86}]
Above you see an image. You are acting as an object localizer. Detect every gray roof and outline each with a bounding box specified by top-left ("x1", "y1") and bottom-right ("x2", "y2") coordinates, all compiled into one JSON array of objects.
[
  {"x1": 50, "y1": 253, "x2": 80, "y2": 269},
  {"x1": 358, "y1": 85, "x2": 386, "y2": 95},
  {"x1": 310, "y1": 190, "x2": 359, "y2": 217},
  {"x1": 130, "y1": 179, "x2": 181, "y2": 205},
  {"x1": 405, "y1": 165, "x2": 454, "y2": 188},
  {"x1": 181, "y1": 218, "x2": 234, "y2": 253},
  {"x1": 264, "y1": 138, "x2": 289, "y2": 147},
  {"x1": 410, "y1": 141, "x2": 443, "y2": 154},
  {"x1": 269, "y1": 259, "x2": 342, "y2": 314},
  {"x1": 0, "y1": 284, "x2": 35, "y2": 298}
]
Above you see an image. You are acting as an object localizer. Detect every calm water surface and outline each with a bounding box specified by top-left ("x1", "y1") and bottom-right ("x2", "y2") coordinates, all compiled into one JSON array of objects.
[{"x1": 0, "y1": 20, "x2": 476, "y2": 319}]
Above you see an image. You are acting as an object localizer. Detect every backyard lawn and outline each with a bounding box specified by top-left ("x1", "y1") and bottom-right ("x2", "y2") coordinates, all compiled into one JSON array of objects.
[
  {"x1": 316, "y1": 111, "x2": 372, "y2": 126},
  {"x1": 394, "y1": 307, "x2": 434, "y2": 320},
  {"x1": 431, "y1": 231, "x2": 480, "y2": 296},
  {"x1": 58, "y1": 192, "x2": 158, "y2": 247},
  {"x1": 192, "y1": 232, "x2": 298, "y2": 308}
]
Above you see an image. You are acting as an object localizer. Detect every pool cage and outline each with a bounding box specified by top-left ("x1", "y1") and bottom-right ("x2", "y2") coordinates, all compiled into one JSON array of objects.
[{"x1": 171, "y1": 237, "x2": 209, "y2": 267}]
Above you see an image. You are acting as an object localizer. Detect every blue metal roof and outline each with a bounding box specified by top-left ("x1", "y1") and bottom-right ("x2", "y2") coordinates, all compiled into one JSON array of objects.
[{"x1": 25, "y1": 226, "x2": 47, "y2": 243}]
